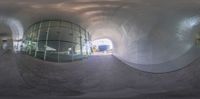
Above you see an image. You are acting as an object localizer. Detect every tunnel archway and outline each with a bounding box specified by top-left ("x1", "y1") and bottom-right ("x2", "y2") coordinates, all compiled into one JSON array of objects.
[
  {"x1": 0, "y1": 16, "x2": 24, "y2": 52},
  {"x1": 0, "y1": 24, "x2": 12, "y2": 51}
]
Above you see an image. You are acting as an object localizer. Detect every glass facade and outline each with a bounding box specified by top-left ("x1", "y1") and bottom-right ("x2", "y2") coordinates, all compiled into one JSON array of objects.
[{"x1": 21, "y1": 20, "x2": 91, "y2": 62}]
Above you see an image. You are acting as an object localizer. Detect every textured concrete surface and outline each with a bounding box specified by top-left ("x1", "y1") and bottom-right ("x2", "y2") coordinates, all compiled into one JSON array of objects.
[
  {"x1": 0, "y1": 51, "x2": 199, "y2": 98},
  {"x1": 1, "y1": 0, "x2": 200, "y2": 98},
  {"x1": 0, "y1": 0, "x2": 200, "y2": 72}
]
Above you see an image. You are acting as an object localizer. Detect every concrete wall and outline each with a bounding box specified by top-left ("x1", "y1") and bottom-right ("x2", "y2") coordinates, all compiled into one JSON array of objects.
[
  {"x1": 1, "y1": 0, "x2": 200, "y2": 73},
  {"x1": 88, "y1": 1, "x2": 200, "y2": 73}
]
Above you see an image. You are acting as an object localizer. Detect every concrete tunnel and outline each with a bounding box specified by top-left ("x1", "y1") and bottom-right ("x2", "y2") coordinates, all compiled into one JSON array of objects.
[{"x1": 0, "y1": 0, "x2": 200, "y2": 98}]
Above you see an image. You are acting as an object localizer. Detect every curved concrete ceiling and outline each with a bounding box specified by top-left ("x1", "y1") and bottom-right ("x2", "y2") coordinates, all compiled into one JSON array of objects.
[{"x1": 1, "y1": 0, "x2": 200, "y2": 73}]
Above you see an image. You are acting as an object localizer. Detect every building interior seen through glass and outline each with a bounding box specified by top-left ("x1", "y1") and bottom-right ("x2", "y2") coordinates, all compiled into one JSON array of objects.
[{"x1": 21, "y1": 20, "x2": 91, "y2": 62}]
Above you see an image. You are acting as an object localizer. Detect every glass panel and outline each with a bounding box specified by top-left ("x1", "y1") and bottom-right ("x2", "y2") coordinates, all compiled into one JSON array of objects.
[
  {"x1": 73, "y1": 37, "x2": 80, "y2": 44},
  {"x1": 50, "y1": 21, "x2": 60, "y2": 27},
  {"x1": 60, "y1": 28, "x2": 73, "y2": 41},
  {"x1": 61, "y1": 21, "x2": 71, "y2": 28},
  {"x1": 30, "y1": 41, "x2": 37, "y2": 56},
  {"x1": 73, "y1": 24, "x2": 80, "y2": 32},
  {"x1": 73, "y1": 31, "x2": 81, "y2": 37},
  {"x1": 48, "y1": 27, "x2": 60, "y2": 41},
  {"x1": 82, "y1": 41, "x2": 87, "y2": 56},
  {"x1": 39, "y1": 29, "x2": 48, "y2": 40},
  {"x1": 34, "y1": 23, "x2": 40, "y2": 31},
  {"x1": 58, "y1": 41, "x2": 73, "y2": 62},
  {"x1": 46, "y1": 41, "x2": 59, "y2": 62},
  {"x1": 36, "y1": 41, "x2": 46, "y2": 60},
  {"x1": 73, "y1": 44, "x2": 82, "y2": 60},
  {"x1": 81, "y1": 29, "x2": 86, "y2": 37},
  {"x1": 41, "y1": 21, "x2": 49, "y2": 28},
  {"x1": 32, "y1": 31, "x2": 38, "y2": 42},
  {"x1": 23, "y1": 20, "x2": 91, "y2": 62}
]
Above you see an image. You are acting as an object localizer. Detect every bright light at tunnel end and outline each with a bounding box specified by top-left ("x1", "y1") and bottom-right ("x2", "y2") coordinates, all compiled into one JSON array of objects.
[{"x1": 92, "y1": 38, "x2": 113, "y2": 55}]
